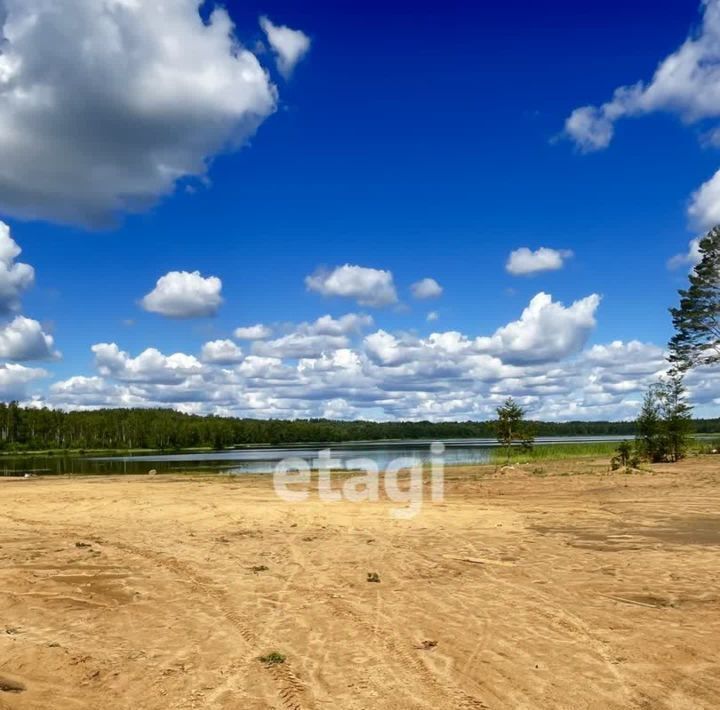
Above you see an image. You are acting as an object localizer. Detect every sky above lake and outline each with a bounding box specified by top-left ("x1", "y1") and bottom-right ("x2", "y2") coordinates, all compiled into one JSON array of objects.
[{"x1": 0, "y1": 0, "x2": 718, "y2": 421}]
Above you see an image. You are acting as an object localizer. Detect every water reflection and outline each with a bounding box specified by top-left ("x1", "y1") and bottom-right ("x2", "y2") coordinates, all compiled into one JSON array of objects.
[{"x1": 0, "y1": 436, "x2": 634, "y2": 476}]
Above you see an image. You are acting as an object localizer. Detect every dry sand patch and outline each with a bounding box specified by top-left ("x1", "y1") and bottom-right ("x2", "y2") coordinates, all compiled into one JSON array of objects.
[{"x1": 0, "y1": 460, "x2": 719, "y2": 709}]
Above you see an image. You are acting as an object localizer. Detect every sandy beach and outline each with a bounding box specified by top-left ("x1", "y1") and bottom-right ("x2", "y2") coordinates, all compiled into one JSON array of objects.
[{"x1": 1, "y1": 460, "x2": 719, "y2": 709}]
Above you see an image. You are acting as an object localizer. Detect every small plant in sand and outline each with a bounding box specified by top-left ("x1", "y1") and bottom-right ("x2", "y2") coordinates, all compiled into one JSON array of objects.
[
  {"x1": 367, "y1": 572, "x2": 381, "y2": 583},
  {"x1": 258, "y1": 651, "x2": 286, "y2": 665},
  {"x1": 611, "y1": 441, "x2": 641, "y2": 473},
  {"x1": 250, "y1": 565, "x2": 269, "y2": 573}
]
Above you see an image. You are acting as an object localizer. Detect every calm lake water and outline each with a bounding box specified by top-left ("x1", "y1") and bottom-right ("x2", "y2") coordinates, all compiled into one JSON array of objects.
[{"x1": 0, "y1": 436, "x2": 634, "y2": 476}]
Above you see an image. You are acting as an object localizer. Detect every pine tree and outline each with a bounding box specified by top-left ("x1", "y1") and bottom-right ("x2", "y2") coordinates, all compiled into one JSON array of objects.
[
  {"x1": 657, "y1": 372, "x2": 693, "y2": 462},
  {"x1": 669, "y1": 225, "x2": 720, "y2": 371},
  {"x1": 635, "y1": 374, "x2": 693, "y2": 463},
  {"x1": 636, "y1": 386, "x2": 663, "y2": 462},
  {"x1": 495, "y1": 397, "x2": 534, "y2": 464}
]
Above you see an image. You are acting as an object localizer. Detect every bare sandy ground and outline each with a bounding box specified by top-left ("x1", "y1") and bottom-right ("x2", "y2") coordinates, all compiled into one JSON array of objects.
[{"x1": 1, "y1": 459, "x2": 719, "y2": 709}]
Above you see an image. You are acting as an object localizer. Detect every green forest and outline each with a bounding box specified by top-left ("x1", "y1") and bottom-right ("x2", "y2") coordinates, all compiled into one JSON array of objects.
[{"x1": 0, "y1": 402, "x2": 719, "y2": 452}]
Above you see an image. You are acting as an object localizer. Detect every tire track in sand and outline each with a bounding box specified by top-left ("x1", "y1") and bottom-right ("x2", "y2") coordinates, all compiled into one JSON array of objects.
[
  {"x1": 1, "y1": 513, "x2": 311, "y2": 710},
  {"x1": 325, "y1": 593, "x2": 489, "y2": 709}
]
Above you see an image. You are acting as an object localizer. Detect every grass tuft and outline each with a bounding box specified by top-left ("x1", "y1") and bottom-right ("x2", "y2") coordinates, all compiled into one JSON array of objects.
[{"x1": 258, "y1": 651, "x2": 286, "y2": 665}]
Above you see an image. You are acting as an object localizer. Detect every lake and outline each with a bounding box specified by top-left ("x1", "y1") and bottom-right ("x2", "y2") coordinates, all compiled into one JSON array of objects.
[{"x1": 0, "y1": 435, "x2": 635, "y2": 476}]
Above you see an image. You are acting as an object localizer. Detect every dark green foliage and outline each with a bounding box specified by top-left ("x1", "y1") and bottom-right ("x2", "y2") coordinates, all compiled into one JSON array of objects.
[
  {"x1": 635, "y1": 374, "x2": 693, "y2": 463},
  {"x1": 0, "y1": 401, "x2": 714, "y2": 453},
  {"x1": 636, "y1": 386, "x2": 664, "y2": 462},
  {"x1": 616, "y1": 441, "x2": 632, "y2": 466},
  {"x1": 611, "y1": 440, "x2": 641, "y2": 471},
  {"x1": 495, "y1": 398, "x2": 535, "y2": 463},
  {"x1": 669, "y1": 225, "x2": 720, "y2": 371},
  {"x1": 657, "y1": 372, "x2": 693, "y2": 462}
]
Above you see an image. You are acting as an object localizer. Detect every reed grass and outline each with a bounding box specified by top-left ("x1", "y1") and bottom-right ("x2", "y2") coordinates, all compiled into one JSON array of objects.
[{"x1": 491, "y1": 441, "x2": 622, "y2": 463}]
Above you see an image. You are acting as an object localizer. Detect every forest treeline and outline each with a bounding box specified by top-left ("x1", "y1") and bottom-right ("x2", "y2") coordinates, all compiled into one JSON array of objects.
[{"x1": 0, "y1": 402, "x2": 719, "y2": 451}]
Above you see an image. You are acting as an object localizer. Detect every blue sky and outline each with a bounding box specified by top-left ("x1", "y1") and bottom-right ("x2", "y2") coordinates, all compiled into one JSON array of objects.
[{"x1": 0, "y1": 0, "x2": 718, "y2": 420}]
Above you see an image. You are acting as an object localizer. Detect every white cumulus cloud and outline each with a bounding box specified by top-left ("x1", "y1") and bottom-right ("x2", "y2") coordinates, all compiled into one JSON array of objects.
[
  {"x1": 306, "y1": 265, "x2": 398, "y2": 307},
  {"x1": 309, "y1": 313, "x2": 373, "y2": 335},
  {"x1": 564, "y1": 1, "x2": 720, "y2": 236},
  {"x1": 0, "y1": 222, "x2": 34, "y2": 314},
  {"x1": 259, "y1": 16, "x2": 311, "y2": 78},
  {"x1": 506, "y1": 247, "x2": 573, "y2": 276},
  {"x1": 565, "y1": 0, "x2": 720, "y2": 153},
  {"x1": 410, "y1": 278, "x2": 443, "y2": 299},
  {"x1": 0, "y1": 316, "x2": 59, "y2": 361},
  {"x1": 688, "y1": 170, "x2": 720, "y2": 231},
  {"x1": 476, "y1": 292, "x2": 600, "y2": 364},
  {"x1": 201, "y1": 339, "x2": 244, "y2": 365},
  {"x1": 92, "y1": 343, "x2": 202, "y2": 384},
  {"x1": 0, "y1": 363, "x2": 47, "y2": 399},
  {"x1": 0, "y1": 0, "x2": 279, "y2": 225},
  {"x1": 250, "y1": 313, "x2": 373, "y2": 359},
  {"x1": 42, "y1": 295, "x2": 720, "y2": 421},
  {"x1": 49, "y1": 376, "x2": 127, "y2": 410},
  {"x1": 140, "y1": 271, "x2": 223, "y2": 318}
]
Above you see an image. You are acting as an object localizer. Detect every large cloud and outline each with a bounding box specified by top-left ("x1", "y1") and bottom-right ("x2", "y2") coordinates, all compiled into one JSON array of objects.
[
  {"x1": 361, "y1": 300, "x2": 598, "y2": 376},
  {"x1": 0, "y1": 221, "x2": 34, "y2": 314},
  {"x1": 0, "y1": 222, "x2": 57, "y2": 363},
  {"x1": 0, "y1": 363, "x2": 47, "y2": 399},
  {"x1": 306, "y1": 265, "x2": 398, "y2": 307},
  {"x1": 140, "y1": 271, "x2": 223, "y2": 318},
  {"x1": 564, "y1": 0, "x2": 720, "y2": 153},
  {"x1": 259, "y1": 16, "x2": 311, "y2": 78},
  {"x1": 563, "y1": 0, "x2": 720, "y2": 239},
  {"x1": 0, "y1": 316, "x2": 59, "y2": 360},
  {"x1": 506, "y1": 247, "x2": 573, "y2": 276},
  {"x1": 0, "y1": 0, "x2": 280, "y2": 225},
  {"x1": 92, "y1": 343, "x2": 202, "y2": 383},
  {"x1": 476, "y1": 292, "x2": 600, "y2": 364}
]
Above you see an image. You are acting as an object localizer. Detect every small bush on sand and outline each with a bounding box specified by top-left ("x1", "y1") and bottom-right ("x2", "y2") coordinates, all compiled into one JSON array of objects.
[
  {"x1": 611, "y1": 441, "x2": 643, "y2": 472},
  {"x1": 259, "y1": 652, "x2": 286, "y2": 665}
]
